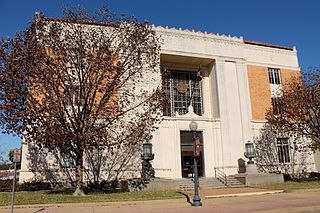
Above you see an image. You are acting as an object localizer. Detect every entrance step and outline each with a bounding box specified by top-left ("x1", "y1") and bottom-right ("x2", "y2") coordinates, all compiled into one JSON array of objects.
[
  {"x1": 128, "y1": 177, "x2": 232, "y2": 191},
  {"x1": 179, "y1": 178, "x2": 226, "y2": 191},
  {"x1": 227, "y1": 175, "x2": 246, "y2": 188}
]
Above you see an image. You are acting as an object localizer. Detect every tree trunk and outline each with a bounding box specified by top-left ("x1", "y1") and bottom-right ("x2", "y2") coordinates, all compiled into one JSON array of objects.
[{"x1": 73, "y1": 149, "x2": 85, "y2": 196}]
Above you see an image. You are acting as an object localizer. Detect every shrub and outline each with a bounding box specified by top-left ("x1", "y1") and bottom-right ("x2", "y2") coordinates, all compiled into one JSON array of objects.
[
  {"x1": 284, "y1": 172, "x2": 320, "y2": 182},
  {"x1": 17, "y1": 181, "x2": 51, "y2": 191},
  {"x1": 0, "y1": 180, "x2": 51, "y2": 192},
  {"x1": 0, "y1": 180, "x2": 12, "y2": 191},
  {"x1": 86, "y1": 180, "x2": 127, "y2": 193}
]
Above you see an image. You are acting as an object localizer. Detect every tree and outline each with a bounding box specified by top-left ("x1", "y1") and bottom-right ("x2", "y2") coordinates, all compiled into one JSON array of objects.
[
  {"x1": 266, "y1": 67, "x2": 320, "y2": 151},
  {"x1": 0, "y1": 6, "x2": 163, "y2": 195}
]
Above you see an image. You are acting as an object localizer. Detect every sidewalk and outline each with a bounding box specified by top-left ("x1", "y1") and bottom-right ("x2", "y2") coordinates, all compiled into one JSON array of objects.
[
  {"x1": 0, "y1": 187, "x2": 286, "y2": 213},
  {"x1": 195, "y1": 187, "x2": 283, "y2": 197}
]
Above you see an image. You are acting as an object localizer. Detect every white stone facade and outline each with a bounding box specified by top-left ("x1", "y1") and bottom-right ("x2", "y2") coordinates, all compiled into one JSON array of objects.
[
  {"x1": 20, "y1": 23, "x2": 317, "y2": 182},
  {"x1": 150, "y1": 26, "x2": 315, "y2": 179}
]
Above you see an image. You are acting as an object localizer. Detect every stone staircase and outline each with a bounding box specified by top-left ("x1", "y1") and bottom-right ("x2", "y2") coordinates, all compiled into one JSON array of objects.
[
  {"x1": 227, "y1": 175, "x2": 246, "y2": 188},
  {"x1": 178, "y1": 177, "x2": 226, "y2": 191},
  {"x1": 127, "y1": 176, "x2": 245, "y2": 191},
  {"x1": 214, "y1": 167, "x2": 246, "y2": 188}
]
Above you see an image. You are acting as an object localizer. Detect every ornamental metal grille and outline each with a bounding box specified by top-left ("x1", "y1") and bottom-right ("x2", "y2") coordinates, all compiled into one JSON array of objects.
[
  {"x1": 163, "y1": 70, "x2": 203, "y2": 116},
  {"x1": 60, "y1": 152, "x2": 76, "y2": 168},
  {"x1": 277, "y1": 138, "x2": 290, "y2": 163},
  {"x1": 271, "y1": 97, "x2": 286, "y2": 116}
]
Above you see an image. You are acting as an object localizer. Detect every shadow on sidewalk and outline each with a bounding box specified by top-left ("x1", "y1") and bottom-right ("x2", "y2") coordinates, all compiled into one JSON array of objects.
[{"x1": 176, "y1": 191, "x2": 192, "y2": 205}]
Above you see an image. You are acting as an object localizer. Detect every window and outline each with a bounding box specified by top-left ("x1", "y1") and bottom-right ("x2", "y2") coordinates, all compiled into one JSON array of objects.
[
  {"x1": 268, "y1": 68, "x2": 281, "y2": 84},
  {"x1": 162, "y1": 70, "x2": 203, "y2": 116},
  {"x1": 277, "y1": 138, "x2": 290, "y2": 163},
  {"x1": 272, "y1": 97, "x2": 285, "y2": 116},
  {"x1": 60, "y1": 152, "x2": 76, "y2": 168}
]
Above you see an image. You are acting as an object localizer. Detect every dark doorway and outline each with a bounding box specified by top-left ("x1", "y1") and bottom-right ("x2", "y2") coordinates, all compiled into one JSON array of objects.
[{"x1": 180, "y1": 131, "x2": 204, "y2": 178}]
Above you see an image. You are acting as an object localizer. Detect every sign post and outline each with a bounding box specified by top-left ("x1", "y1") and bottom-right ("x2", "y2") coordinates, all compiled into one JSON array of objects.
[
  {"x1": 10, "y1": 149, "x2": 20, "y2": 213},
  {"x1": 194, "y1": 137, "x2": 201, "y2": 157}
]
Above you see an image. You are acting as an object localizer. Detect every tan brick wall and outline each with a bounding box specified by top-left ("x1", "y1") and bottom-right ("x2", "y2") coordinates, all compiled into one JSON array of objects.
[
  {"x1": 247, "y1": 65, "x2": 301, "y2": 120},
  {"x1": 247, "y1": 65, "x2": 271, "y2": 120},
  {"x1": 280, "y1": 68, "x2": 301, "y2": 85}
]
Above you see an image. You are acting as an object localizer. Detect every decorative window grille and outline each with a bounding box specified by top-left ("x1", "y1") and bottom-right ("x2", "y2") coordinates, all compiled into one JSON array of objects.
[
  {"x1": 268, "y1": 68, "x2": 281, "y2": 84},
  {"x1": 163, "y1": 70, "x2": 203, "y2": 116},
  {"x1": 277, "y1": 138, "x2": 290, "y2": 163},
  {"x1": 60, "y1": 152, "x2": 76, "y2": 168},
  {"x1": 271, "y1": 97, "x2": 285, "y2": 116}
]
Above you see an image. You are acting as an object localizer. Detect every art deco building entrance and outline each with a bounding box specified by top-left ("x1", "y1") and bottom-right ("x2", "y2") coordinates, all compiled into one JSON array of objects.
[{"x1": 180, "y1": 131, "x2": 204, "y2": 178}]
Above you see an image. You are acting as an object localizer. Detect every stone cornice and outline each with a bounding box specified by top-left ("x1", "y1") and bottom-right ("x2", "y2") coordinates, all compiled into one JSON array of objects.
[
  {"x1": 161, "y1": 49, "x2": 246, "y2": 62},
  {"x1": 154, "y1": 26, "x2": 243, "y2": 46},
  {"x1": 154, "y1": 26, "x2": 296, "y2": 54}
]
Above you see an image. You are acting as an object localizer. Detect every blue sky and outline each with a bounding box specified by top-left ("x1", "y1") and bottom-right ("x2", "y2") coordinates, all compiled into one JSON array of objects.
[{"x1": 0, "y1": 0, "x2": 319, "y2": 158}]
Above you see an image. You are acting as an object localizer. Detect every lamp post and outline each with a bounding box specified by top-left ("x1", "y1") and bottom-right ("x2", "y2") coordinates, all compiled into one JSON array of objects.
[
  {"x1": 141, "y1": 141, "x2": 155, "y2": 179},
  {"x1": 244, "y1": 141, "x2": 256, "y2": 164},
  {"x1": 244, "y1": 141, "x2": 257, "y2": 173},
  {"x1": 189, "y1": 120, "x2": 202, "y2": 207}
]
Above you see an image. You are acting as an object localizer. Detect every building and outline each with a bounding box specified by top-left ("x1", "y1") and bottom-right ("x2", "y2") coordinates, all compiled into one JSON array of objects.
[
  {"x1": 150, "y1": 26, "x2": 317, "y2": 179},
  {"x1": 19, "y1": 19, "x2": 318, "y2": 183}
]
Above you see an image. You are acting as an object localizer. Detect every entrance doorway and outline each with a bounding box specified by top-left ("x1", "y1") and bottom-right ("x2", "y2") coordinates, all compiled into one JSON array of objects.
[{"x1": 180, "y1": 131, "x2": 204, "y2": 178}]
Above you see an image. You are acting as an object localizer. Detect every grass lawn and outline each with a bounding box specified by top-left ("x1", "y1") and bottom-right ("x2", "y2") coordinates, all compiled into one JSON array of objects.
[
  {"x1": 258, "y1": 180, "x2": 320, "y2": 190},
  {"x1": 2, "y1": 180, "x2": 320, "y2": 206},
  {"x1": 0, "y1": 190, "x2": 186, "y2": 206}
]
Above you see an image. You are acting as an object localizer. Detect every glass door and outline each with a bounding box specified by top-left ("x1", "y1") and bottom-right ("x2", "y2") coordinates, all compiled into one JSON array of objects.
[{"x1": 180, "y1": 131, "x2": 204, "y2": 178}]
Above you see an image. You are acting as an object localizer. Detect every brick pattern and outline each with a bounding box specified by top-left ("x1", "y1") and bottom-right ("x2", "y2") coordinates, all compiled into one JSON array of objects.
[
  {"x1": 247, "y1": 65, "x2": 272, "y2": 120},
  {"x1": 280, "y1": 69, "x2": 301, "y2": 85},
  {"x1": 247, "y1": 65, "x2": 300, "y2": 120}
]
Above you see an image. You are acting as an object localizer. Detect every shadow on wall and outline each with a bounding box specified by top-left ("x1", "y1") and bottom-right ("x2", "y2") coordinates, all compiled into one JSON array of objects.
[
  {"x1": 26, "y1": 143, "x2": 144, "y2": 188},
  {"x1": 254, "y1": 124, "x2": 313, "y2": 177},
  {"x1": 314, "y1": 152, "x2": 320, "y2": 172}
]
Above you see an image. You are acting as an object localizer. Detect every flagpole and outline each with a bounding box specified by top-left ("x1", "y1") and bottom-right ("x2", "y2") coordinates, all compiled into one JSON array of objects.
[{"x1": 188, "y1": 65, "x2": 203, "y2": 107}]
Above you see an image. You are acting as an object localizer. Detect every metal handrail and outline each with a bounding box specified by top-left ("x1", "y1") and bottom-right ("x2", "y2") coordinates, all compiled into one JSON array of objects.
[{"x1": 214, "y1": 167, "x2": 227, "y2": 186}]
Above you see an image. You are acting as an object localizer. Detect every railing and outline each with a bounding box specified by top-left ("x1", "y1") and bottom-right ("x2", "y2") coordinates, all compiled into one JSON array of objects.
[{"x1": 214, "y1": 167, "x2": 227, "y2": 186}]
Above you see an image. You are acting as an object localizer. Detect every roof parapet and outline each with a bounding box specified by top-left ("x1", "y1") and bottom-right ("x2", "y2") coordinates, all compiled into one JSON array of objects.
[
  {"x1": 244, "y1": 40, "x2": 294, "y2": 51},
  {"x1": 40, "y1": 16, "x2": 296, "y2": 51},
  {"x1": 153, "y1": 25, "x2": 243, "y2": 43}
]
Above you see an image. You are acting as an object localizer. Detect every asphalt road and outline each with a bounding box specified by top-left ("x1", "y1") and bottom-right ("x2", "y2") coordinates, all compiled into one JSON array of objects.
[{"x1": 3, "y1": 189, "x2": 320, "y2": 213}]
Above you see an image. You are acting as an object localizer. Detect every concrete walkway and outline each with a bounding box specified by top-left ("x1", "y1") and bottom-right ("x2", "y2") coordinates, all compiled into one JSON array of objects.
[{"x1": 2, "y1": 188, "x2": 320, "y2": 213}]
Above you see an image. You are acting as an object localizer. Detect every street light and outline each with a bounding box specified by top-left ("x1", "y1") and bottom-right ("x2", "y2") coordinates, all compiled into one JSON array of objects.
[
  {"x1": 189, "y1": 120, "x2": 202, "y2": 207},
  {"x1": 244, "y1": 140, "x2": 258, "y2": 174},
  {"x1": 141, "y1": 141, "x2": 154, "y2": 161},
  {"x1": 141, "y1": 141, "x2": 155, "y2": 179},
  {"x1": 244, "y1": 141, "x2": 256, "y2": 164}
]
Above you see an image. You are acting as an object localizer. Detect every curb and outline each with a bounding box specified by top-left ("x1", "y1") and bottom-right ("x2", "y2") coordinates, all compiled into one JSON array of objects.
[
  {"x1": 205, "y1": 190, "x2": 284, "y2": 199},
  {"x1": 0, "y1": 190, "x2": 285, "y2": 210},
  {"x1": 0, "y1": 198, "x2": 185, "y2": 210}
]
